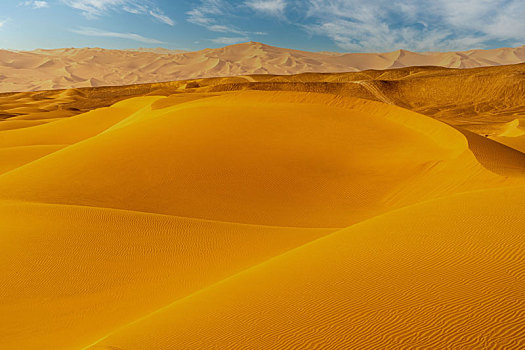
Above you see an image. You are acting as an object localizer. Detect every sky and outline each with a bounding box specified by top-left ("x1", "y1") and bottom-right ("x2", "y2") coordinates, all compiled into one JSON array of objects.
[{"x1": 0, "y1": 0, "x2": 525, "y2": 53}]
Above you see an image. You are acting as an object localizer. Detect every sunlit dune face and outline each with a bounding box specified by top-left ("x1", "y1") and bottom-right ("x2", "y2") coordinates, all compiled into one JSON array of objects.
[
  {"x1": 1, "y1": 65, "x2": 525, "y2": 349},
  {"x1": 0, "y1": 91, "x2": 484, "y2": 227},
  {"x1": 1, "y1": 43, "x2": 525, "y2": 93}
]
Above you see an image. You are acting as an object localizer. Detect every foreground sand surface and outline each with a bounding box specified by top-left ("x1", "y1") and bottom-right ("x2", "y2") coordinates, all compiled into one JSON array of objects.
[
  {"x1": 1, "y1": 42, "x2": 525, "y2": 92},
  {"x1": 1, "y1": 64, "x2": 525, "y2": 349}
]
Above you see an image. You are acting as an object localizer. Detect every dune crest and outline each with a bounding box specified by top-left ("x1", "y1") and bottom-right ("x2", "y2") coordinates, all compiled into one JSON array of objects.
[{"x1": 1, "y1": 42, "x2": 525, "y2": 92}]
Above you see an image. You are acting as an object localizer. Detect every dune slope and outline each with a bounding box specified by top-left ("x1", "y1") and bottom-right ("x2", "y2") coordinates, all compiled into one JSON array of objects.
[
  {"x1": 0, "y1": 91, "x2": 512, "y2": 227},
  {"x1": 88, "y1": 185, "x2": 525, "y2": 350},
  {"x1": 0, "y1": 201, "x2": 333, "y2": 350}
]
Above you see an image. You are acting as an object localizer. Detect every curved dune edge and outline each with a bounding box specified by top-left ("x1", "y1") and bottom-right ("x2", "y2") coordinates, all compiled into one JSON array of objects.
[
  {"x1": 0, "y1": 144, "x2": 67, "y2": 175},
  {"x1": 0, "y1": 200, "x2": 335, "y2": 350},
  {"x1": 457, "y1": 128, "x2": 525, "y2": 177},
  {"x1": 491, "y1": 119, "x2": 525, "y2": 154},
  {"x1": 0, "y1": 94, "x2": 221, "y2": 176},
  {"x1": 86, "y1": 184, "x2": 525, "y2": 350},
  {"x1": 0, "y1": 91, "x2": 516, "y2": 228},
  {"x1": 0, "y1": 96, "x2": 162, "y2": 148}
]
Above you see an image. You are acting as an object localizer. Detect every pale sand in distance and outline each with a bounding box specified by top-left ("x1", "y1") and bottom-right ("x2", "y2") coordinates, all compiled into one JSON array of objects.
[{"x1": 1, "y1": 41, "x2": 525, "y2": 92}]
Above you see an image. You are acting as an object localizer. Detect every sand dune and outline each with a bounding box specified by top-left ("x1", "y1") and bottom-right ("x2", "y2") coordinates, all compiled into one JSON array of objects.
[
  {"x1": 3, "y1": 62, "x2": 525, "y2": 150},
  {"x1": 0, "y1": 91, "x2": 514, "y2": 227},
  {"x1": 1, "y1": 64, "x2": 525, "y2": 349},
  {"x1": 0, "y1": 200, "x2": 333, "y2": 350},
  {"x1": 87, "y1": 185, "x2": 525, "y2": 350},
  {"x1": 1, "y1": 42, "x2": 525, "y2": 92}
]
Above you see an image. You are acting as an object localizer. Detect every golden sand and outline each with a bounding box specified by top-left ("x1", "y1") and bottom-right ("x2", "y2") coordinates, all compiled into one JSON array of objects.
[{"x1": 1, "y1": 64, "x2": 524, "y2": 349}]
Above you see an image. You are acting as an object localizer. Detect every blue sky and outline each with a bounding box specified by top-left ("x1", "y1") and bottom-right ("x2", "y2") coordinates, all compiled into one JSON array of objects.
[{"x1": 1, "y1": 0, "x2": 524, "y2": 52}]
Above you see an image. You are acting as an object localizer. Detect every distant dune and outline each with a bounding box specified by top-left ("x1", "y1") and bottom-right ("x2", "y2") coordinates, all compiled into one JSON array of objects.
[
  {"x1": 1, "y1": 42, "x2": 525, "y2": 92},
  {"x1": 1, "y1": 63, "x2": 525, "y2": 349}
]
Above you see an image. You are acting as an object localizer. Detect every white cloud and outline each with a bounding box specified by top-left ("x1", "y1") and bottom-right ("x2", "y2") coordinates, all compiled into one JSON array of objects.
[
  {"x1": 34, "y1": 1, "x2": 49, "y2": 8},
  {"x1": 245, "y1": 0, "x2": 286, "y2": 16},
  {"x1": 304, "y1": 0, "x2": 525, "y2": 52},
  {"x1": 62, "y1": 0, "x2": 126, "y2": 18},
  {"x1": 187, "y1": 0, "x2": 284, "y2": 40},
  {"x1": 211, "y1": 36, "x2": 249, "y2": 45},
  {"x1": 62, "y1": 0, "x2": 175, "y2": 26},
  {"x1": 187, "y1": 0, "x2": 225, "y2": 26},
  {"x1": 187, "y1": 0, "x2": 246, "y2": 35},
  {"x1": 122, "y1": 3, "x2": 147, "y2": 15},
  {"x1": 71, "y1": 27, "x2": 164, "y2": 44},
  {"x1": 186, "y1": 0, "x2": 525, "y2": 52},
  {"x1": 149, "y1": 10, "x2": 175, "y2": 26},
  {"x1": 0, "y1": 19, "x2": 7, "y2": 28},
  {"x1": 20, "y1": 1, "x2": 49, "y2": 9}
]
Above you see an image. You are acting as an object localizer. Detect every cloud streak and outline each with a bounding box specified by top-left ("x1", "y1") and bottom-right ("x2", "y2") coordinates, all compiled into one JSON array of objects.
[
  {"x1": 149, "y1": 10, "x2": 175, "y2": 26},
  {"x1": 303, "y1": 0, "x2": 525, "y2": 52},
  {"x1": 62, "y1": 0, "x2": 125, "y2": 18},
  {"x1": 71, "y1": 27, "x2": 164, "y2": 44},
  {"x1": 187, "y1": 0, "x2": 245, "y2": 34},
  {"x1": 8, "y1": 0, "x2": 523, "y2": 52},
  {"x1": 211, "y1": 36, "x2": 249, "y2": 44},
  {"x1": 21, "y1": 1, "x2": 49, "y2": 9},
  {"x1": 186, "y1": 0, "x2": 277, "y2": 41},
  {"x1": 245, "y1": 0, "x2": 286, "y2": 16},
  {"x1": 62, "y1": 0, "x2": 175, "y2": 26}
]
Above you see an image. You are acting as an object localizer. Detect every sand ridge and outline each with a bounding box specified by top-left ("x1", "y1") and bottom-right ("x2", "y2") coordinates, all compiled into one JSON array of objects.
[
  {"x1": 3, "y1": 62, "x2": 525, "y2": 138},
  {"x1": 2, "y1": 42, "x2": 525, "y2": 92}
]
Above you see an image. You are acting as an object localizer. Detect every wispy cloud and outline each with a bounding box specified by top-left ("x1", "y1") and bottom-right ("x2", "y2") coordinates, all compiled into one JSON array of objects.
[
  {"x1": 71, "y1": 27, "x2": 164, "y2": 44},
  {"x1": 245, "y1": 0, "x2": 286, "y2": 17},
  {"x1": 303, "y1": 0, "x2": 525, "y2": 52},
  {"x1": 62, "y1": 0, "x2": 125, "y2": 18},
  {"x1": 187, "y1": 0, "x2": 223, "y2": 26},
  {"x1": 53, "y1": 0, "x2": 525, "y2": 52},
  {"x1": 149, "y1": 10, "x2": 175, "y2": 26},
  {"x1": 0, "y1": 19, "x2": 8, "y2": 28},
  {"x1": 187, "y1": 0, "x2": 271, "y2": 37},
  {"x1": 122, "y1": 4, "x2": 146, "y2": 14},
  {"x1": 187, "y1": 0, "x2": 242, "y2": 34},
  {"x1": 211, "y1": 36, "x2": 249, "y2": 45},
  {"x1": 21, "y1": 0, "x2": 49, "y2": 9},
  {"x1": 62, "y1": 0, "x2": 175, "y2": 26}
]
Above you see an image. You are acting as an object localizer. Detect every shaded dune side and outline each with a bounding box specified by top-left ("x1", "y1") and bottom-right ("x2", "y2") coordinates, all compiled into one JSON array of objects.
[
  {"x1": 0, "y1": 119, "x2": 55, "y2": 131},
  {"x1": 0, "y1": 145, "x2": 66, "y2": 174},
  {"x1": 88, "y1": 185, "x2": 525, "y2": 350},
  {"x1": 457, "y1": 128, "x2": 525, "y2": 177},
  {"x1": 0, "y1": 96, "x2": 164, "y2": 175},
  {"x1": 0, "y1": 91, "x2": 512, "y2": 227},
  {"x1": 0, "y1": 93, "x2": 224, "y2": 176},
  {"x1": 0, "y1": 200, "x2": 333, "y2": 350},
  {"x1": 0, "y1": 96, "x2": 162, "y2": 148}
]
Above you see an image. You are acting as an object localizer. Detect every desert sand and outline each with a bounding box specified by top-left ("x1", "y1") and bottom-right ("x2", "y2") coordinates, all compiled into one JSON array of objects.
[
  {"x1": 1, "y1": 42, "x2": 525, "y2": 92},
  {"x1": 1, "y1": 63, "x2": 525, "y2": 349}
]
